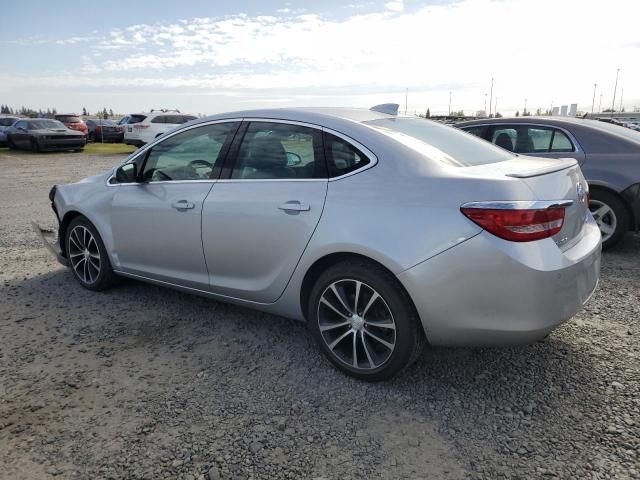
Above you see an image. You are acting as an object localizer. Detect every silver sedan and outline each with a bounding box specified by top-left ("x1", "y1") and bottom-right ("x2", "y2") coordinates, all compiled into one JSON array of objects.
[{"x1": 36, "y1": 106, "x2": 601, "y2": 380}]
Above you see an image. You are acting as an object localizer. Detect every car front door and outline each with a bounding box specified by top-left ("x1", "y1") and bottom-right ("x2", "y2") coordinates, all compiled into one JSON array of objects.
[
  {"x1": 202, "y1": 120, "x2": 328, "y2": 303},
  {"x1": 109, "y1": 121, "x2": 240, "y2": 289},
  {"x1": 12, "y1": 120, "x2": 29, "y2": 147},
  {"x1": 487, "y1": 124, "x2": 586, "y2": 164}
]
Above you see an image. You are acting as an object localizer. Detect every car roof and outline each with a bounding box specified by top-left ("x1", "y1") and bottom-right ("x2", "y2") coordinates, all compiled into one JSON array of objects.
[{"x1": 194, "y1": 107, "x2": 394, "y2": 130}]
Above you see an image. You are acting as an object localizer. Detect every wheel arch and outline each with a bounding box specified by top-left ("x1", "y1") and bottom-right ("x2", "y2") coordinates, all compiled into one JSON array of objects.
[{"x1": 299, "y1": 251, "x2": 422, "y2": 328}]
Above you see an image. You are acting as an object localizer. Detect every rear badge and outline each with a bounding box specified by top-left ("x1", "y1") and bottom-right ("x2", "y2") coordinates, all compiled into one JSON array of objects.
[{"x1": 576, "y1": 183, "x2": 586, "y2": 203}]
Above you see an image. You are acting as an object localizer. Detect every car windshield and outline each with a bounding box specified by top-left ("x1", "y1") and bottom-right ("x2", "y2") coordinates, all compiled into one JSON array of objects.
[
  {"x1": 56, "y1": 116, "x2": 82, "y2": 123},
  {"x1": 0, "y1": 117, "x2": 18, "y2": 127},
  {"x1": 585, "y1": 119, "x2": 640, "y2": 143},
  {"x1": 363, "y1": 117, "x2": 514, "y2": 167},
  {"x1": 29, "y1": 120, "x2": 66, "y2": 129}
]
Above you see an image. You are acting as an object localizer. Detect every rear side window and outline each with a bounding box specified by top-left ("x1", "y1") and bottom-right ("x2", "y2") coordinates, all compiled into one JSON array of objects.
[
  {"x1": 130, "y1": 115, "x2": 147, "y2": 124},
  {"x1": 490, "y1": 125, "x2": 574, "y2": 154},
  {"x1": 323, "y1": 132, "x2": 370, "y2": 177},
  {"x1": 550, "y1": 129, "x2": 573, "y2": 152},
  {"x1": 151, "y1": 116, "x2": 168, "y2": 124},
  {"x1": 461, "y1": 125, "x2": 487, "y2": 138},
  {"x1": 231, "y1": 122, "x2": 325, "y2": 179},
  {"x1": 0, "y1": 117, "x2": 18, "y2": 127}
]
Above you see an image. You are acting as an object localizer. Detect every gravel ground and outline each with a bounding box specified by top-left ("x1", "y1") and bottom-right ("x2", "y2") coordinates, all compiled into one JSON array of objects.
[{"x1": 0, "y1": 150, "x2": 638, "y2": 480}]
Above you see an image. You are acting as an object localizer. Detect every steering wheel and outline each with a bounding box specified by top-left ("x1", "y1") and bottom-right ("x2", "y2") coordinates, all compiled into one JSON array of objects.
[{"x1": 188, "y1": 159, "x2": 213, "y2": 170}]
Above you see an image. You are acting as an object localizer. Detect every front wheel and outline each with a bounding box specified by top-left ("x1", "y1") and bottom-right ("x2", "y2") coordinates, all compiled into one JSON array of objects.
[
  {"x1": 30, "y1": 138, "x2": 40, "y2": 152},
  {"x1": 308, "y1": 260, "x2": 425, "y2": 381},
  {"x1": 589, "y1": 190, "x2": 629, "y2": 250},
  {"x1": 65, "y1": 217, "x2": 117, "y2": 291}
]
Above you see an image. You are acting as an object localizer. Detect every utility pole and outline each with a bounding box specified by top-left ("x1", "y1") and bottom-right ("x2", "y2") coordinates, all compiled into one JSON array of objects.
[
  {"x1": 550, "y1": 101, "x2": 553, "y2": 115},
  {"x1": 448, "y1": 91, "x2": 452, "y2": 116},
  {"x1": 598, "y1": 94, "x2": 603, "y2": 113},
  {"x1": 611, "y1": 68, "x2": 620, "y2": 118},
  {"x1": 405, "y1": 88, "x2": 408, "y2": 115},
  {"x1": 523, "y1": 98, "x2": 527, "y2": 115},
  {"x1": 591, "y1": 83, "x2": 597, "y2": 113},
  {"x1": 494, "y1": 96, "x2": 498, "y2": 117},
  {"x1": 488, "y1": 77, "x2": 494, "y2": 117},
  {"x1": 484, "y1": 93, "x2": 487, "y2": 116}
]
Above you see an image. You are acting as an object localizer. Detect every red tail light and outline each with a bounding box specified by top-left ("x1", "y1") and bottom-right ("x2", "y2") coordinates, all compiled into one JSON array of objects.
[
  {"x1": 461, "y1": 205, "x2": 567, "y2": 242},
  {"x1": 96, "y1": 126, "x2": 102, "y2": 133}
]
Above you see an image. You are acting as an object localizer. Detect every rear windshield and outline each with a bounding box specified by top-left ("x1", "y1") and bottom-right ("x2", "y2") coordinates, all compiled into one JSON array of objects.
[
  {"x1": 0, "y1": 117, "x2": 18, "y2": 127},
  {"x1": 55, "y1": 115, "x2": 82, "y2": 123},
  {"x1": 363, "y1": 117, "x2": 514, "y2": 167},
  {"x1": 29, "y1": 120, "x2": 66, "y2": 129}
]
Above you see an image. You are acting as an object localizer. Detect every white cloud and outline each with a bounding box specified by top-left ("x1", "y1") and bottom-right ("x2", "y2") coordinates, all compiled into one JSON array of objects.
[
  {"x1": 384, "y1": 1, "x2": 404, "y2": 12},
  {"x1": 2, "y1": 0, "x2": 640, "y2": 115}
]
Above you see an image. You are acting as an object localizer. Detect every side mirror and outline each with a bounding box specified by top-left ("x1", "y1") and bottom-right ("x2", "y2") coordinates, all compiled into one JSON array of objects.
[
  {"x1": 286, "y1": 152, "x2": 302, "y2": 166},
  {"x1": 115, "y1": 163, "x2": 138, "y2": 183}
]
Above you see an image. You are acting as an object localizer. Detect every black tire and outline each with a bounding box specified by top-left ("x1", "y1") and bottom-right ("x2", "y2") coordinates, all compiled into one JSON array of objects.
[
  {"x1": 65, "y1": 216, "x2": 117, "y2": 291},
  {"x1": 88, "y1": 132, "x2": 95, "y2": 143},
  {"x1": 30, "y1": 138, "x2": 40, "y2": 152},
  {"x1": 590, "y1": 190, "x2": 629, "y2": 250},
  {"x1": 73, "y1": 148, "x2": 84, "y2": 153},
  {"x1": 308, "y1": 259, "x2": 425, "y2": 381},
  {"x1": 7, "y1": 137, "x2": 16, "y2": 149}
]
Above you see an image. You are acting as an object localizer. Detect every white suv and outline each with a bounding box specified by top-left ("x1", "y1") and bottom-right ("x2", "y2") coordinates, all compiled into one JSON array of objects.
[{"x1": 123, "y1": 110, "x2": 197, "y2": 147}]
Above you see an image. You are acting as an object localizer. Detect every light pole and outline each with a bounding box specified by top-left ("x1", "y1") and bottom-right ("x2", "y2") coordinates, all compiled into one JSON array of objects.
[
  {"x1": 488, "y1": 77, "x2": 494, "y2": 117},
  {"x1": 591, "y1": 83, "x2": 597, "y2": 113},
  {"x1": 448, "y1": 91, "x2": 452, "y2": 116},
  {"x1": 494, "y1": 96, "x2": 498, "y2": 117},
  {"x1": 598, "y1": 94, "x2": 603, "y2": 113},
  {"x1": 611, "y1": 68, "x2": 620, "y2": 118},
  {"x1": 484, "y1": 93, "x2": 487, "y2": 116},
  {"x1": 523, "y1": 98, "x2": 527, "y2": 116}
]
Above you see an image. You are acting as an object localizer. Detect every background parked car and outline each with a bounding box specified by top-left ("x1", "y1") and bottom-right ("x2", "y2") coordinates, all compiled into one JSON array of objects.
[
  {"x1": 54, "y1": 114, "x2": 89, "y2": 137},
  {"x1": 456, "y1": 117, "x2": 640, "y2": 249},
  {"x1": 85, "y1": 119, "x2": 124, "y2": 143},
  {"x1": 6, "y1": 118, "x2": 86, "y2": 152},
  {"x1": 0, "y1": 115, "x2": 20, "y2": 147},
  {"x1": 123, "y1": 110, "x2": 197, "y2": 147}
]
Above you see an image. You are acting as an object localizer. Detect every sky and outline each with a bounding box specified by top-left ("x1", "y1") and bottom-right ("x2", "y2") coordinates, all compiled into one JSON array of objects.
[{"x1": 1, "y1": 0, "x2": 639, "y2": 116}]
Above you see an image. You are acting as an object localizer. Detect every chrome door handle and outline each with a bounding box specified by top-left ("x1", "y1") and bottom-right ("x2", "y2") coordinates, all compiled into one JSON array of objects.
[
  {"x1": 171, "y1": 200, "x2": 195, "y2": 210},
  {"x1": 278, "y1": 201, "x2": 310, "y2": 212}
]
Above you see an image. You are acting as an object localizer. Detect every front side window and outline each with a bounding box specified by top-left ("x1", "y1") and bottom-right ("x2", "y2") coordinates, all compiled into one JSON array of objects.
[
  {"x1": 15, "y1": 120, "x2": 27, "y2": 129},
  {"x1": 324, "y1": 132, "x2": 369, "y2": 177},
  {"x1": 141, "y1": 122, "x2": 239, "y2": 182},
  {"x1": 231, "y1": 122, "x2": 325, "y2": 179},
  {"x1": 490, "y1": 125, "x2": 574, "y2": 154}
]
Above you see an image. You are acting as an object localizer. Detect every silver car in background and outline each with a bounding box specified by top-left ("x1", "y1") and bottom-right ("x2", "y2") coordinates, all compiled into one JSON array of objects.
[{"x1": 36, "y1": 106, "x2": 601, "y2": 380}]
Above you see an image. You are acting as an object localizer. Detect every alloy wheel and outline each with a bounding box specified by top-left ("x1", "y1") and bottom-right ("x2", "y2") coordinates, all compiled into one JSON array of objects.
[
  {"x1": 589, "y1": 199, "x2": 617, "y2": 243},
  {"x1": 317, "y1": 279, "x2": 396, "y2": 370},
  {"x1": 68, "y1": 225, "x2": 101, "y2": 284}
]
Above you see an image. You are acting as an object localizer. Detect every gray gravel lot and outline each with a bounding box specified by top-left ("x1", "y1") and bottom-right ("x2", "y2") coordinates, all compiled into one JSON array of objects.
[{"x1": 0, "y1": 151, "x2": 638, "y2": 479}]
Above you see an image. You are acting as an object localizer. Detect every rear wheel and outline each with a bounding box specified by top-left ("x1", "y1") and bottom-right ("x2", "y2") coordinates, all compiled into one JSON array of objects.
[
  {"x1": 65, "y1": 217, "x2": 117, "y2": 291},
  {"x1": 589, "y1": 190, "x2": 628, "y2": 250},
  {"x1": 308, "y1": 260, "x2": 425, "y2": 381}
]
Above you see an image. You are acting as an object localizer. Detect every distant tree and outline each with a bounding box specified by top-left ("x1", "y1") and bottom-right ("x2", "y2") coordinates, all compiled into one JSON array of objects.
[
  {"x1": 426, "y1": 108, "x2": 430, "y2": 118},
  {"x1": 515, "y1": 111, "x2": 520, "y2": 117},
  {"x1": 523, "y1": 111, "x2": 531, "y2": 116},
  {"x1": 109, "y1": 108, "x2": 114, "y2": 117},
  {"x1": 52, "y1": 108, "x2": 57, "y2": 115},
  {"x1": 495, "y1": 112, "x2": 503, "y2": 118},
  {"x1": 535, "y1": 108, "x2": 542, "y2": 116},
  {"x1": 102, "y1": 108, "x2": 108, "y2": 119},
  {"x1": 82, "y1": 107, "x2": 87, "y2": 116}
]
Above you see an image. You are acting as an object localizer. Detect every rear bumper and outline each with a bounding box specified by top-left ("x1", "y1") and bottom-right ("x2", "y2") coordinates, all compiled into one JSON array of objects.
[
  {"x1": 398, "y1": 214, "x2": 601, "y2": 346},
  {"x1": 31, "y1": 221, "x2": 69, "y2": 267}
]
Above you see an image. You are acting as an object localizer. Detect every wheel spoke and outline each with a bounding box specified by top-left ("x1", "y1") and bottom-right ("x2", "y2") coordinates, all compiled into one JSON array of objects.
[
  {"x1": 320, "y1": 297, "x2": 351, "y2": 320},
  {"x1": 319, "y1": 321, "x2": 350, "y2": 332},
  {"x1": 330, "y1": 284, "x2": 353, "y2": 315},
  {"x1": 352, "y1": 331, "x2": 358, "y2": 367},
  {"x1": 593, "y1": 205, "x2": 611, "y2": 219},
  {"x1": 600, "y1": 223, "x2": 614, "y2": 235},
  {"x1": 328, "y1": 329, "x2": 353, "y2": 351},
  {"x1": 361, "y1": 292, "x2": 379, "y2": 319},
  {"x1": 353, "y1": 281, "x2": 361, "y2": 314},
  {"x1": 360, "y1": 331, "x2": 375, "y2": 368},
  {"x1": 365, "y1": 320, "x2": 396, "y2": 330},
  {"x1": 364, "y1": 329, "x2": 394, "y2": 350},
  {"x1": 88, "y1": 256, "x2": 100, "y2": 271}
]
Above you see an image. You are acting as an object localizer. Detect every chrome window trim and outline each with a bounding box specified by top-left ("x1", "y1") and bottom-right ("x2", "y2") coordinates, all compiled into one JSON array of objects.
[
  {"x1": 460, "y1": 122, "x2": 584, "y2": 154},
  {"x1": 107, "y1": 117, "x2": 378, "y2": 186},
  {"x1": 461, "y1": 200, "x2": 574, "y2": 210}
]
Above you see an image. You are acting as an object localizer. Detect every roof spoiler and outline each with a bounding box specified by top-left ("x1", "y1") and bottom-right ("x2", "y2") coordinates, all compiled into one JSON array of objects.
[{"x1": 370, "y1": 103, "x2": 399, "y2": 115}]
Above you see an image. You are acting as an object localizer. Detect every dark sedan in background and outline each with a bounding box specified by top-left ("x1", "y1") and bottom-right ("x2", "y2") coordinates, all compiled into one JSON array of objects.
[
  {"x1": 85, "y1": 119, "x2": 124, "y2": 143},
  {"x1": 6, "y1": 119, "x2": 86, "y2": 152},
  {"x1": 457, "y1": 117, "x2": 640, "y2": 249},
  {"x1": 0, "y1": 115, "x2": 20, "y2": 147}
]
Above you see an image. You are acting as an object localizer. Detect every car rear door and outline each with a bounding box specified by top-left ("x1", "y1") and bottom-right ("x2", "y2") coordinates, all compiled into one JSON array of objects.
[
  {"x1": 110, "y1": 121, "x2": 239, "y2": 289},
  {"x1": 201, "y1": 120, "x2": 328, "y2": 303}
]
